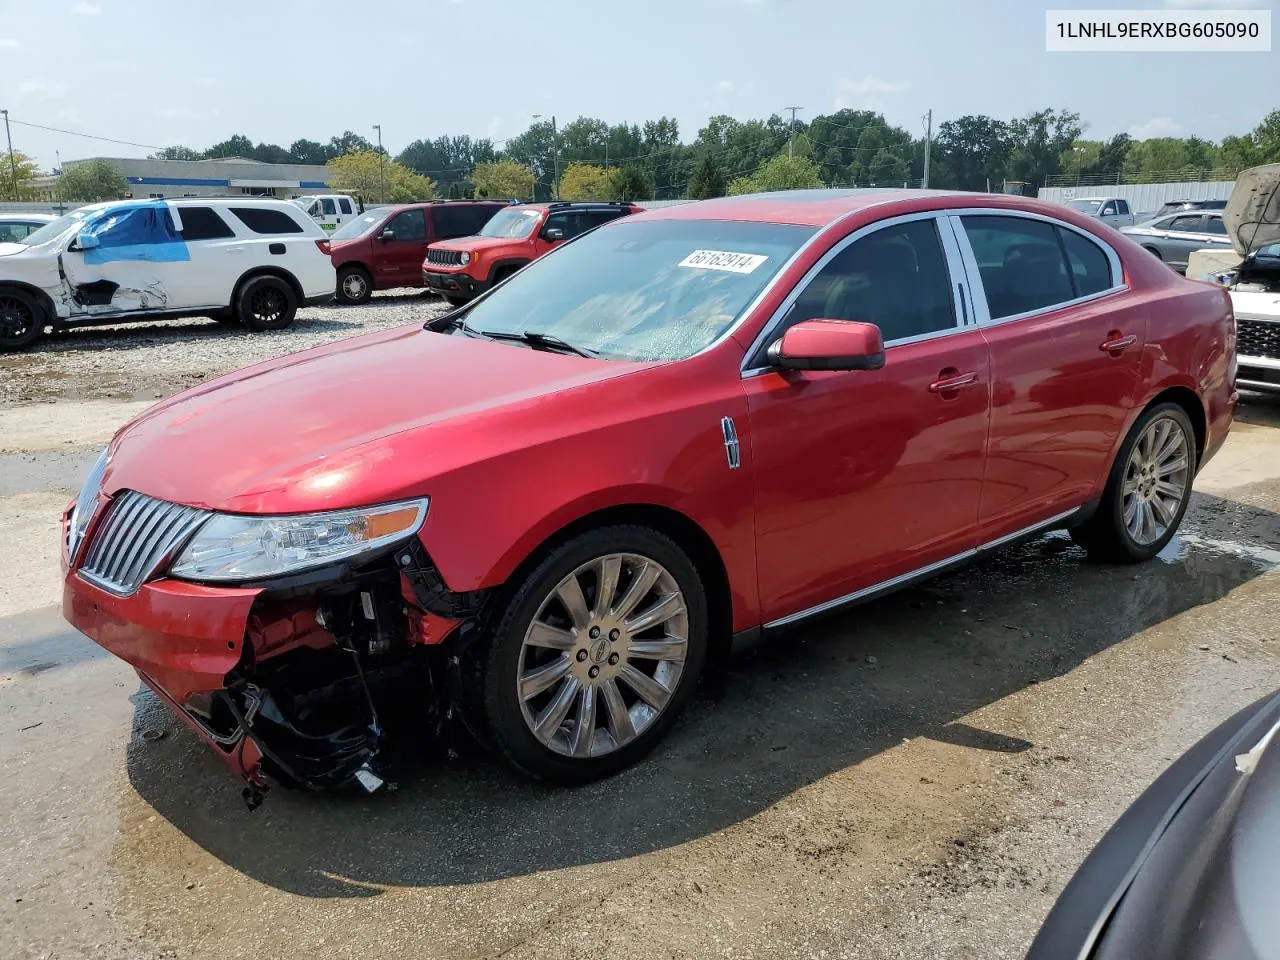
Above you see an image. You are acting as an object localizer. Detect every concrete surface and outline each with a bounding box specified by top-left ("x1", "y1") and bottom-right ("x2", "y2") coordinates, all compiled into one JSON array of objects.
[{"x1": 2, "y1": 308, "x2": 1280, "y2": 959}]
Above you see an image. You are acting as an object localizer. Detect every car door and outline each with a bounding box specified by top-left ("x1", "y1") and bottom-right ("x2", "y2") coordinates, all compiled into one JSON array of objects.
[
  {"x1": 742, "y1": 213, "x2": 992, "y2": 624},
  {"x1": 950, "y1": 212, "x2": 1143, "y2": 543},
  {"x1": 167, "y1": 205, "x2": 241, "y2": 307},
  {"x1": 1155, "y1": 214, "x2": 1210, "y2": 268},
  {"x1": 533, "y1": 211, "x2": 581, "y2": 257},
  {"x1": 1100, "y1": 201, "x2": 1121, "y2": 228},
  {"x1": 370, "y1": 208, "x2": 427, "y2": 286}
]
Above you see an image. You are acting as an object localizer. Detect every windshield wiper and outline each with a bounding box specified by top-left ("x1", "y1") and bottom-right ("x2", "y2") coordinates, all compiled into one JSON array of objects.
[{"x1": 472, "y1": 330, "x2": 600, "y2": 359}]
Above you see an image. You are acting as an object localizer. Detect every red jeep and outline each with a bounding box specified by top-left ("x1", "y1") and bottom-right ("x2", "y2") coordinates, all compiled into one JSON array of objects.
[
  {"x1": 422, "y1": 201, "x2": 642, "y2": 305},
  {"x1": 329, "y1": 201, "x2": 505, "y2": 304}
]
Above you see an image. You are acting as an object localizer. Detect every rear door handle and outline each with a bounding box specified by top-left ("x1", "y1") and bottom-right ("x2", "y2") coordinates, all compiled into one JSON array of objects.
[
  {"x1": 928, "y1": 371, "x2": 979, "y2": 393},
  {"x1": 1100, "y1": 334, "x2": 1137, "y2": 353}
]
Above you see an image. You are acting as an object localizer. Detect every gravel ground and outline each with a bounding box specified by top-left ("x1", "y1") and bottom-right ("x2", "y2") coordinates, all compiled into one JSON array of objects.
[{"x1": 0, "y1": 289, "x2": 451, "y2": 406}]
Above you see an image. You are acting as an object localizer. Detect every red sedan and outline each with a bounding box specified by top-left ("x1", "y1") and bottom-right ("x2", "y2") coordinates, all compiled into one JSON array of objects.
[{"x1": 60, "y1": 189, "x2": 1236, "y2": 800}]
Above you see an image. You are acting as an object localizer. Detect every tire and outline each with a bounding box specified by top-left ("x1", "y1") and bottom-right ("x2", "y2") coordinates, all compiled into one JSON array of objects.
[
  {"x1": 1142, "y1": 245, "x2": 1163, "y2": 260},
  {"x1": 476, "y1": 525, "x2": 709, "y2": 784},
  {"x1": 235, "y1": 275, "x2": 298, "y2": 332},
  {"x1": 0, "y1": 288, "x2": 46, "y2": 352},
  {"x1": 336, "y1": 265, "x2": 373, "y2": 306},
  {"x1": 1070, "y1": 402, "x2": 1196, "y2": 563},
  {"x1": 444, "y1": 294, "x2": 469, "y2": 307}
]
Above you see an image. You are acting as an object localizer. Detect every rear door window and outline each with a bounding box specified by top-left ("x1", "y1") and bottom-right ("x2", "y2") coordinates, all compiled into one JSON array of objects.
[
  {"x1": 176, "y1": 206, "x2": 235, "y2": 241},
  {"x1": 1203, "y1": 216, "x2": 1227, "y2": 236},
  {"x1": 1167, "y1": 215, "x2": 1204, "y2": 233},
  {"x1": 960, "y1": 215, "x2": 1075, "y2": 320},
  {"x1": 339, "y1": 198, "x2": 353, "y2": 215},
  {"x1": 230, "y1": 207, "x2": 305, "y2": 234}
]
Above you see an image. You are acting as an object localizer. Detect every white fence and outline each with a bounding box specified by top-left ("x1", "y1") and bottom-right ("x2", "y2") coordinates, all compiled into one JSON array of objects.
[{"x1": 1037, "y1": 180, "x2": 1234, "y2": 220}]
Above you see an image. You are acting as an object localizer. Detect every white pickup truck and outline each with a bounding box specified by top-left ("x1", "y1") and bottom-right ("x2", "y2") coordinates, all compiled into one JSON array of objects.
[{"x1": 1062, "y1": 197, "x2": 1137, "y2": 228}]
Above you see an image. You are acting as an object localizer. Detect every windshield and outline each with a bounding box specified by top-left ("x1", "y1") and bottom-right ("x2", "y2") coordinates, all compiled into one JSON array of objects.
[
  {"x1": 1066, "y1": 199, "x2": 1104, "y2": 214},
  {"x1": 330, "y1": 211, "x2": 386, "y2": 241},
  {"x1": 479, "y1": 208, "x2": 542, "y2": 239},
  {"x1": 457, "y1": 219, "x2": 815, "y2": 362},
  {"x1": 20, "y1": 209, "x2": 93, "y2": 245}
]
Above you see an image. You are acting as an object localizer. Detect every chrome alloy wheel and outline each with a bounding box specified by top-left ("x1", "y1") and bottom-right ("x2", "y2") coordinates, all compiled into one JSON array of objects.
[
  {"x1": 516, "y1": 553, "x2": 689, "y2": 758},
  {"x1": 341, "y1": 271, "x2": 368, "y2": 300},
  {"x1": 1122, "y1": 415, "x2": 1191, "y2": 546}
]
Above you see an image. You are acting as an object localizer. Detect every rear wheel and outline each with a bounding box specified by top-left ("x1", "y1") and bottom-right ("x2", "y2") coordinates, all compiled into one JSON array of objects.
[
  {"x1": 1142, "y1": 245, "x2": 1163, "y2": 260},
  {"x1": 336, "y1": 265, "x2": 373, "y2": 305},
  {"x1": 0, "y1": 288, "x2": 46, "y2": 351},
  {"x1": 477, "y1": 526, "x2": 709, "y2": 784},
  {"x1": 1071, "y1": 402, "x2": 1196, "y2": 562},
  {"x1": 236, "y1": 275, "x2": 298, "y2": 332}
]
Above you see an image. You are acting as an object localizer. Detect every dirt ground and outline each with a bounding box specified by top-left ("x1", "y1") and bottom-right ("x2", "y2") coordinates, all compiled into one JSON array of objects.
[{"x1": 3, "y1": 298, "x2": 1280, "y2": 959}]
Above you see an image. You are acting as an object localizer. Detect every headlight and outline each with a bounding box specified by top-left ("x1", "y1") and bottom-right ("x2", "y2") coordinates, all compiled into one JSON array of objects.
[
  {"x1": 68, "y1": 447, "x2": 109, "y2": 559},
  {"x1": 169, "y1": 498, "x2": 428, "y2": 582},
  {"x1": 458, "y1": 251, "x2": 471, "y2": 266}
]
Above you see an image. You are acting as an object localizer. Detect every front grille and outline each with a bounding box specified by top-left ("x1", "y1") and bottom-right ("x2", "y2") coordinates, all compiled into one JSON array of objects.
[
  {"x1": 1238, "y1": 318, "x2": 1280, "y2": 361},
  {"x1": 426, "y1": 248, "x2": 463, "y2": 266},
  {"x1": 79, "y1": 491, "x2": 209, "y2": 595}
]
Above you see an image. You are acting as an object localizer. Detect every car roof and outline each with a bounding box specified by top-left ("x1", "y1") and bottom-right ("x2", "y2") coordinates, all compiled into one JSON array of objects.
[
  {"x1": 0, "y1": 213, "x2": 55, "y2": 221},
  {"x1": 634, "y1": 189, "x2": 985, "y2": 227}
]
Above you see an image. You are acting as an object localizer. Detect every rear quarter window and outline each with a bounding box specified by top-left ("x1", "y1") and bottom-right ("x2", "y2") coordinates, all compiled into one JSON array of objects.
[
  {"x1": 1059, "y1": 229, "x2": 1113, "y2": 296},
  {"x1": 229, "y1": 207, "x2": 306, "y2": 235}
]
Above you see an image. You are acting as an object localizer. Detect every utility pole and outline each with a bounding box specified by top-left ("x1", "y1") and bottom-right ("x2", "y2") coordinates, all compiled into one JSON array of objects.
[
  {"x1": 785, "y1": 106, "x2": 803, "y2": 159},
  {"x1": 372, "y1": 124, "x2": 385, "y2": 203},
  {"x1": 922, "y1": 109, "x2": 932, "y2": 189},
  {"x1": 2, "y1": 109, "x2": 18, "y2": 200},
  {"x1": 533, "y1": 114, "x2": 560, "y2": 200}
]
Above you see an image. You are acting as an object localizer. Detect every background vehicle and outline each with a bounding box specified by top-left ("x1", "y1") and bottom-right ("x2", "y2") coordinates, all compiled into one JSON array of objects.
[
  {"x1": 1027, "y1": 689, "x2": 1280, "y2": 960},
  {"x1": 1153, "y1": 197, "x2": 1228, "y2": 219},
  {"x1": 0, "y1": 197, "x2": 334, "y2": 350},
  {"x1": 0, "y1": 213, "x2": 56, "y2": 243},
  {"x1": 293, "y1": 194, "x2": 363, "y2": 233},
  {"x1": 328, "y1": 200, "x2": 505, "y2": 304},
  {"x1": 1063, "y1": 197, "x2": 1136, "y2": 228},
  {"x1": 422, "y1": 200, "x2": 641, "y2": 305},
  {"x1": 1121, "y1": 211, "x2": 1234, "y2": 271},
  {"x1": 60, "y1": 190, "x2": 1234, "y2": 797}
]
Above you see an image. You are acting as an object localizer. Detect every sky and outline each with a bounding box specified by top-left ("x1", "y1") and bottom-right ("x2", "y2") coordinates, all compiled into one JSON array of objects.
[{"x1": 0, "y1": 0, "x2": 1277, "y2": 169}]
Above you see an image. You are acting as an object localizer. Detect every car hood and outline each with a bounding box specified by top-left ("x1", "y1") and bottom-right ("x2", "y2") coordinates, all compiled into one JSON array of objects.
[
  {"x1": 1225, "y1": 163, "x2": 1280, "y2": 256},
  {"x1": 102, "y1": 324, "x2": 650, "y2": 514},
  {"x1": 429, "y1": 235, "x2": 523, "y2": 254}
]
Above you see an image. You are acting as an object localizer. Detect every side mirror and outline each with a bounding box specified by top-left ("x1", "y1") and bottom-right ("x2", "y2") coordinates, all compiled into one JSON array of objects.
[
  {"x1": 73, "y1": 231, "x2": 100, "y2": 251},
  {"x1": 542, "y1": 226, "x2": 565, "y2": 241},
  {"x1": 765, "y1": 319, "x2": 885, "y2": 372},
  {"x1": 379, "y1": 228, "x2": 396, "y2": 242}
]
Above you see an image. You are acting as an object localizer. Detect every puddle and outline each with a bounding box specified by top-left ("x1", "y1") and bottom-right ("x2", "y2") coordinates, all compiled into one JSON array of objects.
[{"x1": 1158, "y1": 532, "x2": 1280, "y2": 569}]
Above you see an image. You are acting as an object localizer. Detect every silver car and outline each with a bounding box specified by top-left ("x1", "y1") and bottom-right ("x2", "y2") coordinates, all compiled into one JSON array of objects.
[{"x1": 1121, "y1": 211, "x2": 1233, "y2": 272}]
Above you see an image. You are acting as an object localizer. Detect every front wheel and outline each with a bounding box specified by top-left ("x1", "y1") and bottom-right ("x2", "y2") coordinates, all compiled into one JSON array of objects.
[
  {"x1": 478, "y1": 526, "x2": 709, "y2": 784},
  {"x1": 444, "y1": 294, "x2": 469, "y2": 307},
  {"x1": 1071, "y1": 402, "x2": 1196, "y2": 562},
  {"x1": 236, "y1": 275, "x2": 298, "y2": 332},
  {"x1": 0, "y1": 288, "x2": 46, "y2": 351}
]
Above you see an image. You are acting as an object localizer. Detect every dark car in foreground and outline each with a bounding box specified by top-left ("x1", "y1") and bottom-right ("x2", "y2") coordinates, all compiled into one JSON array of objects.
[{"x1": 1028, "y1": 690, "x2": 1280, "y2": 960}]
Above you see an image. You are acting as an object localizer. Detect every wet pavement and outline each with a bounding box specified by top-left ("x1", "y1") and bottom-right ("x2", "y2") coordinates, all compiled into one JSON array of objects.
[{"x1": 2, "y1": 390, "x2": 1279, "y2": 959}]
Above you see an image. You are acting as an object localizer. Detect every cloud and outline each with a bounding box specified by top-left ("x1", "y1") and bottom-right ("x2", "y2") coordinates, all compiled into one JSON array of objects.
[
  {"x1": 834, "y1": 75, "x2": 909, "y2": 110},
  {"x1": 718, "y1": 80, "x2": 736, "y2": 94},
  {"x1": 1128, "y1": 116, "x2": 1183, "y2": 139},
  {"x1": 0, "y1": 38, "x2": 19, "y2": 48},
  {"x1": 72, "y1": 2, "x2": 103, "y2": 13},
  {"x1": 18, "y1": 79, "x2": 68, "y2": 98}
]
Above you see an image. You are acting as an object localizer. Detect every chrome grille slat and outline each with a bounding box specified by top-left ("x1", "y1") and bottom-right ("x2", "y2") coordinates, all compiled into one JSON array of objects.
[{"x1": 78, "y1": 492, "x2": 210, "y2": 596}]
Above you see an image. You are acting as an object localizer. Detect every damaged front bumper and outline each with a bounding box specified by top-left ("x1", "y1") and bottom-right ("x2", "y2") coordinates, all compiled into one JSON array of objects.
[{"x1": 62, "y1": 519, "x2": 472, "y2": 806}]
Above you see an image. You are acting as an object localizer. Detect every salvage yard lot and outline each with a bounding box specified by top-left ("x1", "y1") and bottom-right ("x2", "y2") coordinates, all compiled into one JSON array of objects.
[{"x1": 3, "y1": 295, "x2": 1280, "y2": 959}]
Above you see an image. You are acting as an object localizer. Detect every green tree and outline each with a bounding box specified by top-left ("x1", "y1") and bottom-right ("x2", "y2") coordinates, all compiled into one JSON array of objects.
[
  {"x1": 55, "y1": 159, "x2": 127, "y2": 202},
  {"x1": 150, "y1": 145, "x2": 202, "y2": 161},
  {"x1": 1252, "y1": 109, "x2": 1280, "y2": 162},
  {"x1": 1007, "y1": 108, "x2": 1082, "y2": 187},
  {"x1": 934, "y1": 115, "x2": 1011, "y2": 191},
  {"x1": 1219, "y1": 134, "x2": 1262, "y2": 175},
  {"x1": 447, "y1": 182, "x2": 460, "y2": 199},
  {"x1": 687, "y1": 151, "x2": 726, "y2": 199},
  {"x1": 558, "y1": 162, "x2": 611, "y2": 200},
  {"x1": 202, "y1": 134, "x2": 256, "y2": 159},
  {"x1": 327, "y1": 131, "x2": 374, "y2": 158},
  {"x1": 1078, "y1": 133, "x2": 1131, "y2": 182},
  {"x1": 327, "y1": 150, "x2": 435, "y2": 203},
  {"x1": 289, "y1": 139, "x2": 331, "y2": 165},
  {"x1": 726, "y1": 153, "x2": 823, "y2": 195},
  {"x1": 0, "y1": 149, "x2": 42, "y2": 200},
  {"x1": 472, "y1": 160, "x2": 535, "y2": 200},
  {"x1": 606, "y1": 165, "x2": 654, "y2": 201}
]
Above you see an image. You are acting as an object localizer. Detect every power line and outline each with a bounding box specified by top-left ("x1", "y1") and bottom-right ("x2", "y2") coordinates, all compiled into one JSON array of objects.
[{"x1": 6, "y1": 116, "x2": 165, "y2": 151}]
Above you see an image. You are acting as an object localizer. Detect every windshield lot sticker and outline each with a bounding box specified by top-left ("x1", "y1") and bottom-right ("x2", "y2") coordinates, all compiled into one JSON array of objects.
[{"x1": 678, "y1": 250, "x2": 769, "y2": 273}]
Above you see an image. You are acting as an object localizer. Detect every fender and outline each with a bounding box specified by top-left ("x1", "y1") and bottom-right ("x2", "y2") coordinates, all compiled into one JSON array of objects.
[
  {"x1": 230, "y1": 265, "x2": 303, "y2": 303},
  {"x1": 486, "y1": 258, "x2": 530, "y2": 286}
]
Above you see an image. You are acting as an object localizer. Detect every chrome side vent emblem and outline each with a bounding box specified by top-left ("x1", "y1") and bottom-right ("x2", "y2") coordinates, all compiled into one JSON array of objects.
[{"x1": 720, "y1": 416, "x2": 741, "y2": 470}]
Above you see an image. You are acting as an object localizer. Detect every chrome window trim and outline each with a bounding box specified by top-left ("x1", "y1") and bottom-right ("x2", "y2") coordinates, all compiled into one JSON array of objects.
[
  {"x1": 740, "y1": 210, "x2": 975, "y2": 377},
  {"x1": 945, "y1": 207, "x2": 1129, "y2": 329},
  {"x1": 763, "y1": 507, "x2": 1080, "y2": 631}
]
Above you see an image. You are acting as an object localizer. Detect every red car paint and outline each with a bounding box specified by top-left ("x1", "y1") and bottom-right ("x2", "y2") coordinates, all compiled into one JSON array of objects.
[{"x1": 62, "y1": 190, "x2": 1236, "y2": 786}]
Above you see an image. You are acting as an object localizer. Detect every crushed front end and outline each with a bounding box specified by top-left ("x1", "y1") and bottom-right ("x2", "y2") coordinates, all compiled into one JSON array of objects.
[{"x1": 61, "y1": 474, "x2": 477, "y2": 808}]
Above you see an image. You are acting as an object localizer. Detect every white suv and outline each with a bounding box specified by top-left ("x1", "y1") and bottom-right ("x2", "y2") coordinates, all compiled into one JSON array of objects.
[{"x1": 0, "y1": 197, "x2": 336, "y2": 351}]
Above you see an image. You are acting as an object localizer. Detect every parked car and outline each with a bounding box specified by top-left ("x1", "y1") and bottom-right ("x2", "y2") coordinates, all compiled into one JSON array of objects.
[
  {"x1": 1153, "y1": 197, "x2": 1228, "y2": 219},
  {"x1": 422, "y1": 200, "x2": 641, "y2": 305},
  {"x1": 1063, "y1": 197, "x2": 1136, "y2": 228},
  {"x1": 1230, "y1": 247, "x2": 1280, "y2": 393},
  {"x1": 1027, "y1": 689, "x2": 1280, "y2": 960},
  {"x1": 60, "y1": 189, "x2": 1235, "y2": 802},
  {"x1": 1121, "y1": 211, "x2": 1234, "y2": 271},
  {"x1": 0, "y1": 213, "x2": 56, "y2": 243},
  {"x1": 328, "y1": 200, "x2": 505, "y2": 304},
  {"x1": 292, "y1": 194, "x2": 363, "y2": 233},
  {"x1": 0, "y1": 197, "x2": 334, "y2": 350}
]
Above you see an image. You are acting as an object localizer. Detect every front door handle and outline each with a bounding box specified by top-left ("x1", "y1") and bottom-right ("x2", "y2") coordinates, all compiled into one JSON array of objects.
[
  {"x1": 1100, "y1": 334, "x2": 1137, "y2": 354},
  {"x1": 928, "y1": 371, "x2": 979, "y2": 393}
]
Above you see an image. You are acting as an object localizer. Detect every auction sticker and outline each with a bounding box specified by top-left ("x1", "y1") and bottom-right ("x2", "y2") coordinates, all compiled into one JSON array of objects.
[{"x1": 678, "y1": 249, "x2": 768, "y2": 273}]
